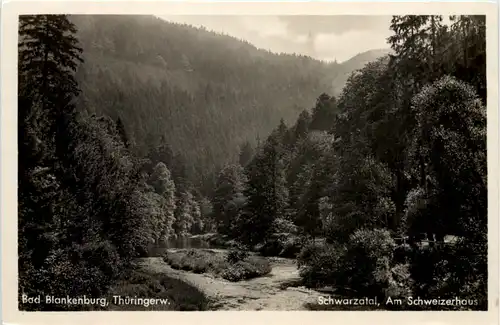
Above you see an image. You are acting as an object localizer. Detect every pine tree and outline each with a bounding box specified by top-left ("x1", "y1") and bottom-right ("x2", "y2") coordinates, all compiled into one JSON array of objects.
[
  {"x1": 295, "y1": 167, "x2": 324, "y2": 239},
  {"x1": 146, "y1": 139, "x2": 174, "y2": 172},
  {"x1": 19, "y1": 15, "x2": 83, "y2": 149},
  {"x1": 449, "y1": 15, "x2": 486, "y2": 102},
  {"x1": 238, "y1": 141, "x2": 254, "y2": 167},
  {"x1": 387, "y1": 15, "x2": 433, "y2": 90},
  {"x1": 18, "y1": 15, "x2": 87, "y2": 309},
  {"x1": 310, "y1": 93, "x2": 338, "y2": 131},
  {"x1": 116, "y1": 117, "x2": 130, "y2": 149},
  {"x1": 18, "y1": 14, "x2": 84, "y2": 176},
  {"x1": 240, "y1": 134, "x2": 289, "y2": 246},
  {"x1": 293, "y1": 109, "x2": 312, "y2": 143}
]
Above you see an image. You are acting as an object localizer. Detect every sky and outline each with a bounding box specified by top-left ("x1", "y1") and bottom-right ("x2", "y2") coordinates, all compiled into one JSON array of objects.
[{"x1": 158, "y1": 15, "x2": 393, "y2": 63}]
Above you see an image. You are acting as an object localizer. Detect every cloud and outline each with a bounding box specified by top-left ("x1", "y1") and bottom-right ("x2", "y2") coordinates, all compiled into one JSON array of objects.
[
  {"x1": 278, "y1": 15, "x2": 392, "y2": 36},
  {"x1": 239, "y1": 16, "x2": 290, "y2": 38},
  {"x1": 314, "y1": 29, "x2": 392, "y2": 62}
]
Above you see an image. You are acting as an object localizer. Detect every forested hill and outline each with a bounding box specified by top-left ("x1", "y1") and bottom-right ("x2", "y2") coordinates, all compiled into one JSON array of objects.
[{"x1": 70, "y1": 14, "x2": 388, "y2": 189}]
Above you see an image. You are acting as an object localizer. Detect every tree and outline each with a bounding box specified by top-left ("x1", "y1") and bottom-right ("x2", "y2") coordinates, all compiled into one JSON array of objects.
[
  {"x1": 295, "y1": 167, "x2": 324, "y2": 239},
  {"x1": 310, "y1": 93, "x2": 338, "y2": 131},
  {"x1": 332, "y1": 58, "x2": 404, "y2": 232},
  {"x1": 239, "y1": 134, "x2": 289, "y2": 246},
  {"x1": 293, "y1": 109, "x2": 312, "y2": 143},
  {"x1": 146, "y1": 139, "x2": 174, "y2": 172},
  {"x1": 198, "y1": 197, "x2": 215, "y2": 233},
  {"x1": 238, "y1": 141, "x2": 254, "y2": 167},
  {"x1": 449, "y1": 15, "x2": 486, "y2": 102},
  {"x1": 212, "y1": 164, "x2": 247, "y2": 236},
  {"x1": 289, "y1": 163, "x2": 314, "y2": 221},
  {"x1": 148, "y1": 162, "x2": 176, "y2": 242},
  {"x1": 19, "y1": 15, "x2": 83, "y2": 127},
  {"x1": 116, "y1": 117, "x2": 130, "y2": 149},
  {"x1": 404, "y1": 76, "x2": 486, "y2": 243},
  {"x1": 387, "y1": 16, "x2": 437, "y2": 89},
  {"x1": 18, "y1": 15, "x2": 84, "y2": 179},
  {"x1": 322, "y1": 143, "x2": 395, "y2": 243},
  {"x1": 190, "y1": 199, "x2": 203, "y2": 234},
  {"x1": 174, "y1": 191, "x2": 195, "y2": 237},
  {"x1": 18, "y1": 14, "x2": 87, "y2": 310},
  {"x1": 402, "y1": 76, "x2": 487, "y2": 307}
]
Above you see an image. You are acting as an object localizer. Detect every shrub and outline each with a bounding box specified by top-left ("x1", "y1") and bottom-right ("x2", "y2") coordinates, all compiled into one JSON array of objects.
[
  {"x1": 445, "y1": 237, "x2": 487, "y2": 310},
  {"x1": 259, "y1": 233, "x2": 302, "y2": 258},
  {"x1": 221, "y1": 256, "x2": 272, "y2": 281},
  {"x1": 297, "y1": 241, "x2": 346, "y2": 288},
  {"x1": 298, "y1": 228, "x2": 399, "y2": 299},
  {"x1": 342, "y1": 228, "x2": 396, "y2": 297},
  {"x1": 393, "y1": 243, "x2": 412, "y2": 264},
  {"x1": 164, "y1": 249, "x2": 227, "y2": 274},
  {"x1": 409, "y1": 244, "x2": 451, "y2": 297},
  {"x1": 409, "y1": 237, "x2": 487, "y2": 310},
  {"x1": 227, "y1": 250, "x2": 249, "y2": 264},
  {"x1": 384, "y1": 263, "x2": 414, "y2": 309},
  {"x1": 163, "y1": 249, "x2": 271, "y2": 282}
]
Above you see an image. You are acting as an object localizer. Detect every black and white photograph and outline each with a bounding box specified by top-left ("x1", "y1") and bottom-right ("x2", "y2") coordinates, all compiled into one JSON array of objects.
[{"x1": 8, "y1": 4, "x2": 495, "y2": 316}]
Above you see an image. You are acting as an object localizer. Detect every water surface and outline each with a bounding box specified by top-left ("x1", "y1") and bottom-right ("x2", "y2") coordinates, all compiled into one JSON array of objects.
[{"x1": 148, "y1": 236, "x2": 225, "y2": 257}]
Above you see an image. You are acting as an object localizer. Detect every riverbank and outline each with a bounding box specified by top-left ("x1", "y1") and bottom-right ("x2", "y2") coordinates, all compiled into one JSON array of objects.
[
  {"x1": 106, "y1": 266, "x2": 210, "y2": 311},
  {"x1": 138, "y1": 254, "x2": 325, "y2": 310}
]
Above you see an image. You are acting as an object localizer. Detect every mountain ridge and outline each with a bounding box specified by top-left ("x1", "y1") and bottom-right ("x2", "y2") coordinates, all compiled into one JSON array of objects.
[{"x1": 71, "y1": 14, "x2": 390, "y2": 189}]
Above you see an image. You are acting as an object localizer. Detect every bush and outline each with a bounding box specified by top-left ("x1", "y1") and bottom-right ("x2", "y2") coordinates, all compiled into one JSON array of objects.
[
  {"x1": 445, "y1": 237, "x2": 487, "y2": 310},
  {"x1": 409, "y1": 237, "x2": 487, "y2": 310},
  {"x1": 342, "y1": 228, "x2": 396, "y2": 297},
  {"x1": 384, "y1": 263, "x2": 414, "y2": 309},
  {"x1": 221, "y1": 256, "x2": 272, "y2": 281},
  {"x1": 297, "y1": 242, "x2": 345, "y2": 288},
  {"x1": 297, "y1": 228, "x2": 399, "y2": 300},
  {"x1": 259, "y1": 233, "x2": 302, "y2": 258},
  {"x1": 163, "y1": 249, "x2": 271, "y2": 282},
  {"x1": 393, "y1": 243, "x2": 412, "y2": 264},
  {"x1": 226, "y1": 250, "x2": 249, "y2": 264},
  {"x1": 164, "y1": 249, "x2": 227, "y2": 274}
]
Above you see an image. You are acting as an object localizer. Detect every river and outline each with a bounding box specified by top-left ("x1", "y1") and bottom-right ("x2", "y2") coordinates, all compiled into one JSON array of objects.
[
  {"x1": 142, "y1": 235, "x2": 328, "y2": 310},
  {"x1": 139, "y1": 254, "x2": 325, "y2": 310},
  {"x1": 147, "y1": 235, "x2": 227, "y2": 257}
]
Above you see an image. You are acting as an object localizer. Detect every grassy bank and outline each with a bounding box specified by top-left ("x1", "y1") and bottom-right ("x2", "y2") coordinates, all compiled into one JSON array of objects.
[
  {"x1": 107, "y1": 268, "x2": 210, "y2": 311},
  {"x1": 164, "y1": 249, "x2": 272, "y2": 282}
]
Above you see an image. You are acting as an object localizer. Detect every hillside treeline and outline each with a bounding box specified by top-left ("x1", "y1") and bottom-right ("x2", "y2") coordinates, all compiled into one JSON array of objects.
[{"x1": 70, "y1": 15, "x2": 347, "y2": 192}]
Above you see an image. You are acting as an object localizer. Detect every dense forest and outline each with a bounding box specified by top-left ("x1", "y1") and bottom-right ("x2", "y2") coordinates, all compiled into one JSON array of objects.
[
  {"x1": 18, "y1": 14, "x2": 486, "y2": 311},
  {"x1": 70, "y1": 15, "x2": 387, "y2": 192}
]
